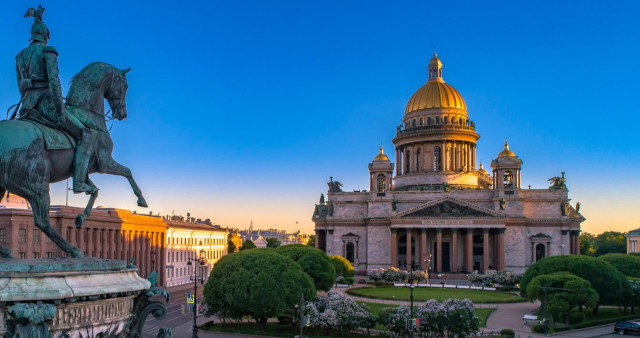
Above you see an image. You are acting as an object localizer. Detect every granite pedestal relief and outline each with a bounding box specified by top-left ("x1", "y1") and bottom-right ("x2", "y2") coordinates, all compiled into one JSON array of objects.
[{"x1": 0, "y1": 6, "x2": 168, "y2": 337}]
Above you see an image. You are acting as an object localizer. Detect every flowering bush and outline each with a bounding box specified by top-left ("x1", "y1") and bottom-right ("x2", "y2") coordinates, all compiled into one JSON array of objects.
[
  {"x1": 379, "y1": 298, "x2": 479, "y2": 337},
  {"x1": 302, "y1": 291, "x2": 375, "y2": 334},
  {"x1": 468, "y1": 269, "x2": 521, "y2": 288},
  {"x1": 368, "y1": 268, "x2": 385, "y2": 281},
  {"x1": 383, "y1": 267, "x2": 408, "y2": 282},
  {"x1": 368, "y1": 267, "x2": 426, "y2": 282}
]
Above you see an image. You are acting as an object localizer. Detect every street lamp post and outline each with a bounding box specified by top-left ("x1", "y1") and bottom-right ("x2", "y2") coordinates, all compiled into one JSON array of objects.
[
  {"x1": 408, "y1": 261, "x2": 419, "y2": 338},
  {"x1": 187, "y1": 249, "x2": 207, "y2": 338}
]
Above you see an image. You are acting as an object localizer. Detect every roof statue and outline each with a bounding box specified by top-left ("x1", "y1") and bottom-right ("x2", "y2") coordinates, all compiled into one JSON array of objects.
[
  {"x1": 0, "y1": 6, "x2": 147, "y2": 258},
  {"x1": 327, "y1": 176, "x2": 343, "y2": 192},
  {"x1": 548, "y1": 172, "x2": 568, "y2": 191}
]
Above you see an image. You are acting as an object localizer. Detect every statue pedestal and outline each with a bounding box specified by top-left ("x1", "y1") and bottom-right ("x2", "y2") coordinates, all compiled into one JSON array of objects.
[{"x1": 0, "y1": 257, "x2": 158, "y2": 337}]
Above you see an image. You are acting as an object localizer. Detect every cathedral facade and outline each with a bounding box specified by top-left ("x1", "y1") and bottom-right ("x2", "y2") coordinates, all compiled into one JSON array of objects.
[{"x1": 313, "y1": 54, "x2": 584, "y2": 274}]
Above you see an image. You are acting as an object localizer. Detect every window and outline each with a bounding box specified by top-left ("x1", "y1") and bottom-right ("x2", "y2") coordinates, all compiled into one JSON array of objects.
[
  {"x1": 433, "y1": 146, "x2": 442, "y2": 171},
  {"x1": 503, "y1": 170, "x2": 514, "y2": 188},
  {"x1": 416, "y1": 149, "x2": 421, "y2": 171},
  {"x1": 419, "y1": 117, "x2": 424, "y2": 125},
  {"x1": 535, "y1": 243, "x2": 546, "y2": 261},
  {"x1": 18, "y1": 229, "x2": 26, "y2": 243},
  {"x1": 427, "y1": 117, "x2": 433, "y2": 125},
  {"x1": 0, "y1": 228, "x2": 5, "y2": 243},
  {"x1": 435, "y1": 116, "x2": 440, "y2": 124},
  {"x1": 18, "y1": 252, "x2": 25, "y2": 259},
  {"x1": 406, "y1": 150, "x2": 411, "y2": 173},
  {"x1": 346, "y1": 242, "x2": 355, "y2": 262},
  {"x1": 33, "y1": 252, "x2": 40, "y2": 259},
  {"x1": 33, "y1": 229, "x2": 40, "y2": 244},
  {"x1": 412, "y1": 119, "x2": 416, "y2": 127},
  {"x1": 46, "y1": 252, "x2": 53, "y2": 258},
  {"x1": 443, "y1": 116, "x2": 449, "y2": 124},
  {"x1": 377, "y1": 174, "x2": 386, "y2": 192}
]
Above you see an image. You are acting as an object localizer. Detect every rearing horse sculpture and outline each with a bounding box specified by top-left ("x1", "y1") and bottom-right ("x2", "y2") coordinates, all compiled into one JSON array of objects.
[{"x1": 0, "y1": 62, "x2": 147, "y2": 258}]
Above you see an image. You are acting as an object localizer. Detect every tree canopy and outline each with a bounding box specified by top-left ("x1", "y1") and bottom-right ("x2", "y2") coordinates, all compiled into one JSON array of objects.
[
  {"x1": 594, "y1": 232, "x2": 627, "y2": 256},
  {"x1": 526, "y1": 272, "x2": 598, "y2": 323},
  {"x1": 329, "y1": 255, "x2": 355, "y2": 277},
  {"x1": 239, "y1": 240, "x2": 256, "y2": 251},
  {"x1": 579, "y1": 232, "x2": 596, "y2": 256},
  {"x1": 520, "y1": 255, "x2": 628, "y2": 310},
  {"x1": 265, "y1": 237, "x2": 281, "y2": 248},
  {"x1": 227, "y1": 240, "x2": 236, "y2": 254},
  {"x1": 277, "y1": 244, "x2": 336, "y2": 291},
  {"x1": 203, "y1": 248, "x2": 315, "y2": 328},
  {"x1": 599, "y1": 253, "x2": 640, "y2": 278},
  {"x1": 307, "y1": 234, "x2": 315, "y2": 247}
]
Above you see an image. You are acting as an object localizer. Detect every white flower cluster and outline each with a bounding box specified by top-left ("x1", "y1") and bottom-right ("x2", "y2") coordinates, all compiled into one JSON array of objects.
[
  {"x1": 368, "y1": 267, "x2": 428, "y2": 282},
  {"x1": 302, "y1": 291, "x2": 375, "y2": 333},
  {"x1": 468, "y1": 269, "x2": 521, "y2": 288},
  {"x1": 379, "y1": 298, "x2": 480, "y2": 337}
]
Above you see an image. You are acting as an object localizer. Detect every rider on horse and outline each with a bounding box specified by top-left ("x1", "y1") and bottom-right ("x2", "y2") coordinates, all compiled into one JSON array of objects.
[{"x1": 15, "y1": 5, "x2": 97, "y2": 194}]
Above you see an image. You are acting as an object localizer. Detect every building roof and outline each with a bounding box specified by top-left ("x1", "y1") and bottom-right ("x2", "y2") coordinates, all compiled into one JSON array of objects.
[
  {"x1": 373, "y1": 146, "x2": 390, "y2": 161},
  {"x1": 497, "y1": 140, "x2": 517, "y2": 158},
  {"x1": 627, "y1": 228, "x2": 640, "y2": 236}
]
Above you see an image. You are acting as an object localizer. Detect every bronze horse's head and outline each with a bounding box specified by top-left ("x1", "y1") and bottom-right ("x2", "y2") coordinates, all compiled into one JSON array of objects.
[{"x1": 107, "y1": 67, "x2": 130, "y2": 121}]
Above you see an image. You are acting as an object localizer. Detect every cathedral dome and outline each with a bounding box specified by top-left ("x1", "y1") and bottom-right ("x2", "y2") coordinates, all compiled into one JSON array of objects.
[
  {"x1": 373, "y1": 146, "x2": 389, "y2": 161},
  {"x1": 405, "y1": 54, "x2": 467, "y2": 114}
]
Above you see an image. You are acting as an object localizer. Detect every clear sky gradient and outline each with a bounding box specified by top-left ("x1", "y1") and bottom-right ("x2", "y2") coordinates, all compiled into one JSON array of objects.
[{"x1": 0, "y1": 1, "x2": 638, "y2": 234}]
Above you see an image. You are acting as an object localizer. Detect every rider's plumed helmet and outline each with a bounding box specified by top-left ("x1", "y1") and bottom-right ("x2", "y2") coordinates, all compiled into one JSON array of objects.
[{"x1": 25, "y1": 5, "x2": 50, "y2": 42}]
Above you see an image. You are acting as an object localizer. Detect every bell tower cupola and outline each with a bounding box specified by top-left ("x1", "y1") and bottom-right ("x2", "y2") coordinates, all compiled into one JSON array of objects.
[
  {"x1": 369, "y1": 146, "x2": 394, "y2": 193},
  {"x1": 428, "y1": 53, "x2": 443, "y2": 82},
  {"x1": 490, "y1": 139, "x2": 523, "y2": 190}
]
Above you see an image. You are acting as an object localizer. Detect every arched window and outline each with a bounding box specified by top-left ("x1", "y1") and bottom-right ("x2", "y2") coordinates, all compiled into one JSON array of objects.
[
  {"x1": 406, "y1": 150, "x2": 411, "y2": 173},
  {"x1": 419, "y1": 117, "x2": 424, "y2": 125},
  {"x1": 433, "y1": 146, "x2": 442, "y2": 171},
  {"x1": 503, "y1": 170, "x2": 514, "y2": 188},
  {"x1": 444, "y1": 116, "x2": 449, "y2": 124},
  {"x1": 535, "y1": 243, "x2": 546, "y2": 261},
  {"x1": 377, "y1": 174, "x2": 386, "y2": 192},
  {"x1": 346, "y1": 242, "x2": 355, "y2": 262},
  {"x1": 416, "y1": 149, "x2": 421, "y2": 171},
  {"x1": 427, "y1": 117, "x2": 433, "y2": 125},
  {"x1": 435, "y1": 116, "x2": 441, "y2": 124}
]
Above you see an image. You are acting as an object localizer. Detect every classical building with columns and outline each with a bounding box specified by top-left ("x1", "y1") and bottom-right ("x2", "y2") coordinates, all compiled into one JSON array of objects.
[{"x1": 313, "y1": 54, "x2": 584, "y2": 274}]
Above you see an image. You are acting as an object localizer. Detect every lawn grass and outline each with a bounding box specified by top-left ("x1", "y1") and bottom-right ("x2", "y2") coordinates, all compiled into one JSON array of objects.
[{"x1": 347, "y1": 286, "x2": 525, "y2": 303}]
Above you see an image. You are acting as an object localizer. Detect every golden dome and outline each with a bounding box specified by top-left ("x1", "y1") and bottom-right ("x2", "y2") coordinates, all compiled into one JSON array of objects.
[
  {"x1": 373, "y1": 146, "x2": 389, "y2": 161},
  {"x1": 478, "y1": 162, "x2": 488, "y2": 175},
  {"x1": 498, "y1": 140, "x2": 516, "y2": 158},
  {"x1": 405, "y1": 54, "x2": 467, "y2": 114}
]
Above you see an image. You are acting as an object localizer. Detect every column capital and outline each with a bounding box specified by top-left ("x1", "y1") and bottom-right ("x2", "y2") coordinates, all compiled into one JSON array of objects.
[
  {"x1": 390, "y1": 228, "x2": 398, "y2": 234},
  {"x1": 482, "y1": 228, "x2": 490, "y2": 234},
  {"x1": 450, "y1": 228, "x2": 458, "y2": 234},
  {"x1": 496, "y1": 228, "x2": 506, "y2": 234},
  {"x1": 436, "y1": 228, "x2": 443, "y2": 234},
  {"x1": 464, "y1": 228, "x2": 474, "y2": 234},
  {"x1": 420, "y1": 228, "x2": 428, "y2": 234}
]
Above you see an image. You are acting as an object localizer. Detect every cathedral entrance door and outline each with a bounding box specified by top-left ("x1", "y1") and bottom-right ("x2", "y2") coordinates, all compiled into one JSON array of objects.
[
  {"x1": 433, "y1": 242, "x2": 452, "y2": 272},
  {"x1": 442, "y1": 242, "x2": 451, "y2": 272}
]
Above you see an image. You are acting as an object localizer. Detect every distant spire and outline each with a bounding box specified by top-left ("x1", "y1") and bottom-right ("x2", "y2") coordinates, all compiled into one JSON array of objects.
[{"x1": 504, "y1": 138, "x2": 509, "y2": 150}]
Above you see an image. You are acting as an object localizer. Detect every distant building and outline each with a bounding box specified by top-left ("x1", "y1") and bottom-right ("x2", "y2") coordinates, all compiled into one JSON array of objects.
[
  {"x1": 0, "y1": 205, "x2": 228, "y2": 287},
  {"x1": 627, "y1": 228, "x2": 640, "y2": 254},
  {"x1": 0, "y1": 194, "x2": 29, "y2": 209},
  {"x1": 228, "y1": 231, "x2": 243, "y2": 252}
]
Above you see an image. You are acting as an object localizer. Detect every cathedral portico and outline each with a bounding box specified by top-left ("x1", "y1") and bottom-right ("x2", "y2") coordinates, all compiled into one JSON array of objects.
[{"x1": 312, "y1": 53, "x2": 584, "y2": 275}]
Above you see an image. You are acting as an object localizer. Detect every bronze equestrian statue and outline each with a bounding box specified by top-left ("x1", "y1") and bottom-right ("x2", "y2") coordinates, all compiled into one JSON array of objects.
[{"x1": 0, "y1": 6, "x2": 148, "y2": 258}]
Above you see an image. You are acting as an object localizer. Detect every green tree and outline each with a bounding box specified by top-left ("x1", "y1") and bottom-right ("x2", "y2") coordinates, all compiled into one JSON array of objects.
[
  {"x1": 203, "y1": 248, "x2": 315, "y2": 329},
  {"x1": 307, "y1": 234, "x2": 315, "y2": 247},
  {"x1": 526, "y1": 272, "x2": 598, "y2": 323},
  {"x1": 580, "y1": 232, "x2": 596, "y2": 256},
  {"x1": 329, "y1": 255, "x2": 355, "y2": 277},
  {"x1": 265, "y1": 237, "x2": 281, "y2": 248},
  {"x1": 227, "y1": 240, "x2": 236, "y2": 254},
  {"x1": 520, "y1": 255, "x2": 628, "y2": 314},
  {"x1": 240, "y1": 240, "x2": 256, "y2": 251},
  {"x1": 594, "y1": 231, "x2": 626, "y2": 256},
  {"x1": 277, "y1": 244, "x2": 336, "y2": 291},
  {"x1": 599, "y1": 253, "x2": 640, "y2": 278}
]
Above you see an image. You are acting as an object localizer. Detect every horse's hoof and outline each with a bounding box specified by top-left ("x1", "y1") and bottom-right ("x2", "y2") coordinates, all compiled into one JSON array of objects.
[
  {"x1": 70, "y1": 248, "x2": 83, "y2": 258},
  {"x1": 75, "y1": 214, "x2": 87, "y2": 228},
  {"x1": 137, "y1": 197, "x2": 148, "y2": 208}
]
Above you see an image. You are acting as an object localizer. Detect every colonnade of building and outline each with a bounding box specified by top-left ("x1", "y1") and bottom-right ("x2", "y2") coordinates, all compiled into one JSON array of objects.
[
  {"x1": 395, "y1": 141, "x2": 477, "y2": 175},
  {"x1": 390, "y1": 227, "x2": 504, "y2": 273}
]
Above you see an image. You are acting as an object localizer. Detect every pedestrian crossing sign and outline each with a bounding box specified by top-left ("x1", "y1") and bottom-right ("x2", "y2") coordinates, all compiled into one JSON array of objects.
[{"x1": 187, "y1": 295, "x2": 194, "y2": 304}]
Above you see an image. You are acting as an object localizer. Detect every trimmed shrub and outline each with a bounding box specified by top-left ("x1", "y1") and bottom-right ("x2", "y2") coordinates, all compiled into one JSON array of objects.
[
  {"x1": 599, "y1": 253, "x2": 640, "y2": 278},
  {"x1": 277, "y1": 244, "x2": 336, "y2": 292},
  {"x1": 500, "y1": 328, "x2": 515, "y2": 337},
  {"x1": 532, "y1": 324, "x2": 546, "y2": 334},
  {"x1": 329, "y1": 256, "x2": 355, "y2": 277}
]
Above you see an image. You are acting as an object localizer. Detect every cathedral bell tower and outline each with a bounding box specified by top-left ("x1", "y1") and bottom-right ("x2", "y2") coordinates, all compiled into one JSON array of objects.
[
  {"x1": 369, "y1": 146, "x2": 394, "y2": 194},
  {"x1": 490, "y1": 140, "x2": 523, "y2": 190}
]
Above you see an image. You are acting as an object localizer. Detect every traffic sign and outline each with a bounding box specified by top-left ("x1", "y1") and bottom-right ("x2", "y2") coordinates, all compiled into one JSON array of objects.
[{"x1": 187, "y1": 295, "x2": 194, "y2": 304}]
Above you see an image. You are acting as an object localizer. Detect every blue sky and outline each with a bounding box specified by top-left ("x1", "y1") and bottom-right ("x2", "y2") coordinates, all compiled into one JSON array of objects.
[{"x1": 0, "y1": 1, "x2": 638, "y2": 234}]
